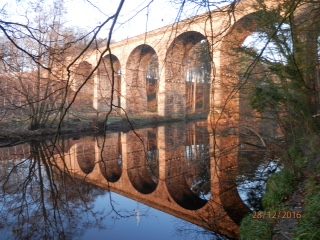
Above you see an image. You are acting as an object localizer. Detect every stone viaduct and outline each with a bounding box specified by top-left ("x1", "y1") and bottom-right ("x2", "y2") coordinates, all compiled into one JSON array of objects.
[
  {"x1": 70, "y1": 0, "x2": 281, "y2": 119},
  {"x1": 68, "y1": 0, "x2": 319, "y2": 129}
]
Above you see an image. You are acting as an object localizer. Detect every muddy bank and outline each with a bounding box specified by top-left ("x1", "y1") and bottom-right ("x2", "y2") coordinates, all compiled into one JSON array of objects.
[{"x1": 0, "y1": 114, "x2": 207, "y2": 146}]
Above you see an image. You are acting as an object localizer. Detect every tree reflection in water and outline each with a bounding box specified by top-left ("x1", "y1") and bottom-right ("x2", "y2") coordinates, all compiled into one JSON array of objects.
[
  {"x1": 0, "y1": 120, "x2": 279, "y2": 240},
  {"x1": 185, "y1": 126, "x2": 211, "y2": 201},
  {"x1": 127, "y1": 128, "x2": 159, "y2": 195},
  {"x1": 146, "y1": 129, "x2": 159, "y2": 183},
  {"x1": 98, "y1": 133, "x2": 123, "y2": 183},
  {"x1": 0, "y1": 141, "x2": 106, "y2": 240}
]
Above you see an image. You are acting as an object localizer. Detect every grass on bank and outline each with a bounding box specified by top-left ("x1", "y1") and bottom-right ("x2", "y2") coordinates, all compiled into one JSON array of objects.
[
  {"x1": 240, "y1": 214, "x2": 273, "y2": 240},
  {"x1": 262, "y1": 169, "x2": 296, "y2": 210},
  {"x1": 294, "y1": 179, "x2": 320, "y2": 240},
  {"x1": 240, "y1": 156, "x2": 320, "y2": 240},
  {"x1": 240, "y1": 169, "x2": 296, "y2": 240}
]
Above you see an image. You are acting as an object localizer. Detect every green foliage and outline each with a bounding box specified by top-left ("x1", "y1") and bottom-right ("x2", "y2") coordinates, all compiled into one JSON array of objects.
[
  {"x1": 240, "y1": 170, "x2": 296, "y2": 239},
  {"x1": 262, "y1": 170, "x2": 295, "y2": 210},
  {"x1": 239, "y1": 10, "x2": 316, "y2": 137},
  {"x1": 250, "y1": 81, "x2": 284, "y2": 112},
  {"x1": 288, "y1": 144, "x2": 308, "y2": 171},
  {"x1": 239, "y1": 3, "x2": 320, "y2": 240},
  {"x1": 240, "y1": 214, "x2": 273, "y2": 240},
  {"x1": 295, "y1": 180, "x2": 320, "y2": 240}
]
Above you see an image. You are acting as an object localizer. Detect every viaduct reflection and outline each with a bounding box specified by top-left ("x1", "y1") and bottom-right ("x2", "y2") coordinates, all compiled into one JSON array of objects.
[
  {"x1": 54, "y1": 121, "x2": 250, "y2": 239},
  {"x1": 165, "y1": 123, "x2": 210, "y2": 210},
  {"x1": 126, "y1": 129, "x2": 159, "y2": 194},
  {"x1": 98, "y1": 133, "x2": 122, "y2": 182}
]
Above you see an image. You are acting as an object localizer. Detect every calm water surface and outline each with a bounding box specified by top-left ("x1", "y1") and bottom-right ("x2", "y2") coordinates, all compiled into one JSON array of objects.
[{"x1": 0, "y1": 121, "x2": 279, "y2": 240}]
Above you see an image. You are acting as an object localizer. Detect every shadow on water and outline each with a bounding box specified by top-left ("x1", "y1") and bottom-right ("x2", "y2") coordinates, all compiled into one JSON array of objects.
[{"x1": 0, "y1": 120, "x2": 278, "y2": 240}]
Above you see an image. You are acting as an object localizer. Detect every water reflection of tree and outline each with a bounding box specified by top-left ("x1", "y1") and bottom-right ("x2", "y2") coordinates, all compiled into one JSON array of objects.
[
  {"x1": 0, "y1": 141, "x2": 105, "y2": 240},
  {"x1": 146, "y1": 129, "x2": 159, "y2": 181},
  {"x1": 185, "y1": 127, "x2": 211, "y2": 200}
]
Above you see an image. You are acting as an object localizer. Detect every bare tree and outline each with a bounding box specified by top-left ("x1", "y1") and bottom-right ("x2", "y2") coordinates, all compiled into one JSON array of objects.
[{"x1": 0, "y1": 0, "x2": 74, "y2": 130}]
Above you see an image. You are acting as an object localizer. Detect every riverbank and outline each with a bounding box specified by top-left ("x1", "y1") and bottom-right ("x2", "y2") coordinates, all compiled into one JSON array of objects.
[
  {"x1": 240, "y1": 144, "x2": 320, "y2": 239},
  {"x1": 0, "y1": 113, "x2": 208, "y2": 146}
]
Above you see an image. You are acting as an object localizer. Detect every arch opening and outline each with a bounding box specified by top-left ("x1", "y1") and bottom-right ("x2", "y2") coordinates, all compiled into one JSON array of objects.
[
  {"x1": 220, "y1": 11, "x2": 286, "y2": 132},
  {"x1": 97, "y1": 55, "x2": 121, "y2": 112},
  {"x1": 126, "y1": 45, "x2": 159, "y2": 114},
  {"x1": 165, "y1": 31, "x2": 211, "y2": 117},
  {"x1": 72, "y1": 61, "x2": 94, "y2": 109},
  {"x1": 184, "y1": 40, "x2": 211, "y2": 114}
]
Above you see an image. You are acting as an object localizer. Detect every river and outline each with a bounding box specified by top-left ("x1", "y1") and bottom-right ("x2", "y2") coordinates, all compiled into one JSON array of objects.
[{"x1": 0, "y1": 120, "x2": 279, "y2": 240}]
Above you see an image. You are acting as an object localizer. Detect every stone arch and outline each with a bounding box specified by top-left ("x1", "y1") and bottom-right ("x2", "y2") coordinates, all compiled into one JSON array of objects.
[
  {"x1": 127, "y1": 129, "x2": 159, "y2": 194},
  {"x1": 125, "y1": 44, "x2": 159, "y2": 114},
  {"x1": 218, "y1": 12, "x2": 283, "y2": 179},
  {"x1": 76, "y1": 139, "x2": 96, "y2": 175},
  {"x1": 72, "y1": 61, "x2": 94, "y2": 109},
  {"x1": 97, "y1": 54, "x2": 121, "y2": 112},
  {"x1": 98, "y1": 133, "x2": 122, "y2": 183},
  {"x1": 216, "y1": 11, "x2": 281, "y2": 224},
  {"x1": 165, "y1": 122, "x2": 210, "y2": 210},
  {"x1": 165, "y1": 31, "x2": 211, "y2": 117},
  {"x1": 219, "y1": 10, "x2": 283, "y2": 128}
]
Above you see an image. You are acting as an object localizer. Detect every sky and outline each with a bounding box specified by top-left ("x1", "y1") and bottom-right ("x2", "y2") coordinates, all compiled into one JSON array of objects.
[
  {"x1": 64, "y1": 0, "x2": 180, "y2": 40},
  {"x1": 0, "y1": 0, "x2": 208, "y2": 42},
  {"x1": 1, "y1": 0, "x2": 296, "y2": 61}
]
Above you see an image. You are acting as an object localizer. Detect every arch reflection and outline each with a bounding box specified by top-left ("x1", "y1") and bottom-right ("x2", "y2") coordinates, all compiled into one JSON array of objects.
[
  {"x1": 76, "y1": 139, "x2": 96, "y2": 175},
  {"x1": 166, "y1": 123, "x2": 210, "y2": 210},
  {"x1": 98, "y1": 133, "x2": 122, "y2": 183},
  {"x1": 127, "y1": 129, "x2": 159, "y2": 194},
  {"x1": 45, "y1": 120, "x2": 254, "y2": 239}
]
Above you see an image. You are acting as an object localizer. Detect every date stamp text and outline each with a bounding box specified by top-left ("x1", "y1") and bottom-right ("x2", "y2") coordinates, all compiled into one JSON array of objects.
[{"x1": 252, "y1": 211, "x2": 302, "y2": 219}]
